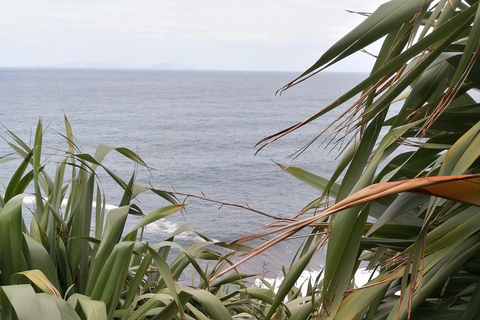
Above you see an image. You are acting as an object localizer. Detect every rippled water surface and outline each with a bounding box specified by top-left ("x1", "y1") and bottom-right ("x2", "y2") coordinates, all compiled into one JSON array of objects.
[{"x1": 0, "y1": 68, "x2": 366, "y2": 274}]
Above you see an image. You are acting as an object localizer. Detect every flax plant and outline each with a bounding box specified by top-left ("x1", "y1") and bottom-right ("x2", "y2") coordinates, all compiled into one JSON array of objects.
[
  {"x1": 221, "y1": 0, "x2": 480, "y2": 319},
  {"x1": 0, "y1": 118, "x2": 257, "y2": 320}
]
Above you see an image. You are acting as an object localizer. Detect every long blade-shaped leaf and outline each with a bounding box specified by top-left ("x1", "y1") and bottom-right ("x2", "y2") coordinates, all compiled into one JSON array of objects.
[
  {"x1": 0, "y1": 195, "x2": 25, "y2": 285},
  {"x1": 284, "y1": 0, "x2": 430, "y2": 87},
  {"x1": 217, "y1": 174, "x2": 480, "y2": 278},
  {"x1": 177, "y1": 284, "x2": 233, "y2": 320},
  {"x1": 12, "y1": 270, "x2": 61, "y2": 298},
  {"x1": 0, "y1": 284, "x2": 45, "y2": 320},
  {"x1": 124, "y1": 204, "x2": 184, "y2": 241},
  {"x1": 86, "y1": 205, "x2": 130, "y2": 295}
]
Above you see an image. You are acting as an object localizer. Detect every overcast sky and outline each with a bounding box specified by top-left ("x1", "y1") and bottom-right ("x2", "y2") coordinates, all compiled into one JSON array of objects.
[{"x1": 1, "y1": 0, "x2": 387, "y2": 72}]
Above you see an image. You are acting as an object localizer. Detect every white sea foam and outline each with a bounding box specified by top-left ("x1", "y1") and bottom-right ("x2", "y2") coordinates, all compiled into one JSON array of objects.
[
  {"x1": 143, "y1": 219, "x2": 220, "y2": 242},
  {"x1": 22, "y1": 195, "x2": 36, "y2": 205},
  {"x1": 21, "y1": 195, "x2": 118, "y2": 211},
  {"x1": 20, "y1": 195, "x2": 210, "y2": 241},
  {"x1": 254, "y1": 268, "x2": 377, "y2": 297},
  {"x1": 142, "y1": 219, "x2": 184, "y2": 237}
]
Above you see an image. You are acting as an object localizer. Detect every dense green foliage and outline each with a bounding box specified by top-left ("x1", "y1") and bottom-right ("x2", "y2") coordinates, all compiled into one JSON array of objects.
[
  {"x1": 0, "y1": 119, "x2": 266, "y2": 319},
  {"x1": 0, "y1": 118, "x2": 325, "y2": 319},
  {"x1": 238, "y1": 0, "x2": 480, "y2": 319},
  {"x1": 5, "y1": 0, "x2": 480, "y2": 319}
]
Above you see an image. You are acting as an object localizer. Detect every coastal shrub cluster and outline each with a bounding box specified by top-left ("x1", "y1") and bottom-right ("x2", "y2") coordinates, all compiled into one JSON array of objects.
[
  {"x1": 4, "y1": 0, "x2": 480, "y2": 319},
  {"x1": 0, "y1": 119, "x2": 261, "y2": 319},
  {"x1": 240, "y1": 0, "x2": 480, "y2": 318}
]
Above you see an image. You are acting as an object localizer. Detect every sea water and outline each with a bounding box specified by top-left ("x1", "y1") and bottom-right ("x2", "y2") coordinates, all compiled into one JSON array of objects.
[{"x1": 0, "y1": 68, "x2": 366, "y2": 276}]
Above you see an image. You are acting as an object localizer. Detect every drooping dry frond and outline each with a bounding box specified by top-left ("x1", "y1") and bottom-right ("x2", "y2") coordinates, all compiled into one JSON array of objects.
[{"x1": 214, "y1": 174, "x2": 480, "y2": 279}]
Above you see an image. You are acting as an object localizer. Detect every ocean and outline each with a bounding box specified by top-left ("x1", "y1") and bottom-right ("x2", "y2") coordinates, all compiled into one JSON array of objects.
[{"x1": 0, "y1": 68, "x2": 366, "y2": 276}]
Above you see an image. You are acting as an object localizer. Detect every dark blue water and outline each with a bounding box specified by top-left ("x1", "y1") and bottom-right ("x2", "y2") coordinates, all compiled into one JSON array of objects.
[{"x1": 0, "y1": 68, "x2": 366, "y2": 275}]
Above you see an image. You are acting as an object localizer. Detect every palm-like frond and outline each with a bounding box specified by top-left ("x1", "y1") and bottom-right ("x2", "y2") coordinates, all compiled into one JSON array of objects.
[
  {"x1": 0, "y1": 119, "x2": 260, "y2": 319},
  {"x1": 248, "y1": 0, "x2": 480, "y2": 319}
]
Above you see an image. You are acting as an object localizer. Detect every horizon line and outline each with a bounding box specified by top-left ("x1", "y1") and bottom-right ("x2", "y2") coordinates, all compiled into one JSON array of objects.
[{"x1": 0, "y1": 65, "x2": 369, "y2": 74}]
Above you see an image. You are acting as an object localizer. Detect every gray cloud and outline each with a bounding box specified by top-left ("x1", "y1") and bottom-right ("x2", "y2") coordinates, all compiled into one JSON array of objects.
[{"x1": 1, "y1": 0, "x2": 387, "y2": 71}]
